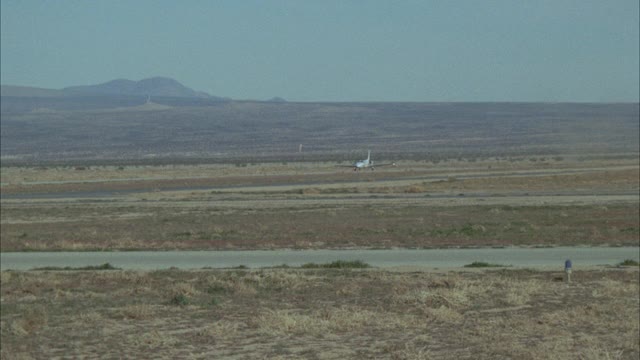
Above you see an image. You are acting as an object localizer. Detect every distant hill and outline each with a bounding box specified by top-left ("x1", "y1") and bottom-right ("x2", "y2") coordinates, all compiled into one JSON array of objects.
[
  {"x1": 63, "y1": 77, "x2": 214, "y2": 98},
  {"x1": 1, "y1": 77, "x2": 224, "y2": 100},
  {"x1": 1, "y1": 77, "x2": 231, "y2": 113}
]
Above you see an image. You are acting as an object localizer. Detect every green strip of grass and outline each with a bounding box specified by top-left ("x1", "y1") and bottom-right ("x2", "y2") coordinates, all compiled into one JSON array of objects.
[
  {"x1": 300, "y1": 260, "x2": 371, "y2": 269},
  {"x1": 463, "y1": 261, "x2": 510, "y2": 268},
  {"x1": 31, "y1": 263, "x2": 120, "y2": 271},
  {"x1": 617, "y1": 259, "x2": 640, "y2": 267}
]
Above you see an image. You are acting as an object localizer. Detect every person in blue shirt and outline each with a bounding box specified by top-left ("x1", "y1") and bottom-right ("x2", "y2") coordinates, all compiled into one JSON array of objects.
[{"x1": 565, "y1": 259, "x2": 572, "y2": 283}]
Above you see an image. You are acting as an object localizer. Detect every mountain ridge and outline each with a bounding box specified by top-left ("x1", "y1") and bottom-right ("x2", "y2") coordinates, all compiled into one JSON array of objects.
[{"x1": 1, "y1": 77, "x2": 223, "y2": 100}]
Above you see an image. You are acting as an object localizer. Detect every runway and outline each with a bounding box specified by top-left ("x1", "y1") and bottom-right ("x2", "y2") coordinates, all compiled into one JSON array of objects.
[{"x1": 2, "y1": 246, "x2": 638, "y2": 270}]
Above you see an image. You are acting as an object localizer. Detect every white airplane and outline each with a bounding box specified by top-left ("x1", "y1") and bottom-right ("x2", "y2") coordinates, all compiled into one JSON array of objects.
[{"x1": 338, "y1": 150, "x2": 396, "y2": 171}]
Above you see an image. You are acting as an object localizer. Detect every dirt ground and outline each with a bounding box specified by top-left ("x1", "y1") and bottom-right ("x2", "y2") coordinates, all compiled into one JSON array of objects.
[{"x1": 1, "y1": 267, "x2": 638, "y2": 359}]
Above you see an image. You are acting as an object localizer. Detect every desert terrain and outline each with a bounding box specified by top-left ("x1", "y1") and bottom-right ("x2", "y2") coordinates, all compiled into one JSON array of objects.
[
  {"x1": 1, "y1": 155, "x2": 638, "y2": 252},
  {"x1": 1, "y1": 100, "x2": 638, "y2": 359},
  {"x1": 2, "y1": 154, "x2": 637, "y2": 359},
  {"x1": 1, "y1": 266, "x2": 638, "y2": 359}
]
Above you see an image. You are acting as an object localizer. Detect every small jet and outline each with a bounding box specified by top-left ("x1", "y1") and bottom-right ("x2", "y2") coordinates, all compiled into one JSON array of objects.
[{"x1": 338, "y1": 150, "x2": 396, "y2": 171}]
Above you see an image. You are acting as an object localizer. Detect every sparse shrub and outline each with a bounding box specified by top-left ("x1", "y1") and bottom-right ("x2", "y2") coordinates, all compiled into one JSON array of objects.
[
  {"x1": 207, "y1": 285, "x2": 227, "y2": 294},
  {"x1": 32, "y1": 263, "x2": 120, "y2": 271},
  {"x1": 301, "y1": 260, "x2": 370, "y2": 269},
  {"x1": 209, "y1": 297, "x2": 221, "y2": 306},
  {"x1": 463, "y1": 262, "x2": 508, "y2": 268},
  {"x1": 170, "y1": 294, "x2": 189, "y2": 306},
  {"x1": 93, "y1": 263, "x2": 119, "y2": 270},
  {"x1": 617, "y1": 259, "x2": 639, "y2": 267},
  {"x1": 459, "y1": 224, "x2": 475, "y2": 236}
]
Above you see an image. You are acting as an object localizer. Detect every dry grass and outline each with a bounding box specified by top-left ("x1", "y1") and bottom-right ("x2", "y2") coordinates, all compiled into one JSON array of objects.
[
  {"x1": 71, "y1": 311, "x2": 104, "y2": 325},
  {"x1": 129, "y1": 330, "x2": 180, "y2": 348},
  {"x1": 0, "y1": 271, "x2": 12, "y2": 285},
  {"x1": 119, "y1": 304, "x2": 154, "y2": 320},
  {"x1": 1, "y1": 267, "x2": 638, "y2": 359},
  {"x1": 393, "y1": 277, "x2": 544, "y2": 311},
  {"x1": 2, "y1": 201, "x2": 638, "y2": 251},
  {"x1": 168, "y1": 282, "x2": 199, "y2": 298},
  {"x1": 196, "y1": 320, "x2": 242, "y2": 340},
  {"x1": 8, "y1": 305, "x2": 48, "y2": 336},
  {"x1": 252, "y1": 306, "x2": 420, "y2": 336}
]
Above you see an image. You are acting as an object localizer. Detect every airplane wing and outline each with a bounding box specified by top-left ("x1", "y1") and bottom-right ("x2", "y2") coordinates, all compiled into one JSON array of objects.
[{"x1": 373, "y1": 162, "x2": 397, "y2": 167}]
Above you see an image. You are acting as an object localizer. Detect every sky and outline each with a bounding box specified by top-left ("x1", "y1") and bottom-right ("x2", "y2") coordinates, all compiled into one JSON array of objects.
[{"x1": 1, "y1": 0, "x2": 638, "y2": 102}]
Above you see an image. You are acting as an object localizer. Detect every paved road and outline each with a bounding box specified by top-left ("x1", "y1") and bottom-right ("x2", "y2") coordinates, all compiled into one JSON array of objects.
[{"x1": 1, "y1": 247, "x2": 638, "y2": 270}]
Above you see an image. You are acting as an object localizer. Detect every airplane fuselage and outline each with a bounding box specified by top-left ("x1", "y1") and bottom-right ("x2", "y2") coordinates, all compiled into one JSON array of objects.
[{"x1": 353, "y1": 151, "x2": 373, "y2": 171}]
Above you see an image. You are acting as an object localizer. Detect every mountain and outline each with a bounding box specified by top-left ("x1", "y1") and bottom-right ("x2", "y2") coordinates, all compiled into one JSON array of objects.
[
  {"x1": 63, "y1": 77, "x2": 212, "y2": 98},
  {"x1": 1, "y1": 77, "x2": 218, "y2": 98},
  {"x1": 1, "y1": 77, "x2": 231, "y2": 113}
]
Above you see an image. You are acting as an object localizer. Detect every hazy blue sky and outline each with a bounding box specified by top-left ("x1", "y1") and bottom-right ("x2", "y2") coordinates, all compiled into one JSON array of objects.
[{"x1": 2, "y1": 0, "x2": 638, "y2": 102}]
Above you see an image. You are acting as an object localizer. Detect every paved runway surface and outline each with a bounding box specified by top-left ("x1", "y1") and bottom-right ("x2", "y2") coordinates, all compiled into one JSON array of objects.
[{"x1": 2, "y1": 247, "x2": 638, "y2": 270}]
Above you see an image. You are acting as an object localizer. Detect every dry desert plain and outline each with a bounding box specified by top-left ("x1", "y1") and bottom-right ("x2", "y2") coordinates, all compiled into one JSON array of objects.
[
  {"x1": 1, "y1": 155, "x2": 638, "y2": 251},
  {"x1": 1, "y1": 266, "x2": 638, "y2": 359},
  {"x1": 1, "y1": 154, "x2": 639, "y2": 359}
]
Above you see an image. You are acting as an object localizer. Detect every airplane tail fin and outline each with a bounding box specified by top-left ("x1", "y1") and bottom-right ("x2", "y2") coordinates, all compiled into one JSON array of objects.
[{"x1": 367, "y1": 150, "x2": 371, "y2": 161}]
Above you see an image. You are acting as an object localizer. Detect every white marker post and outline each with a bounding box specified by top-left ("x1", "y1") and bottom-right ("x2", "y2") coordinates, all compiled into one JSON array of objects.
[{"x1": 564, "y1": 259, "x2": 572, "y2": 283}]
